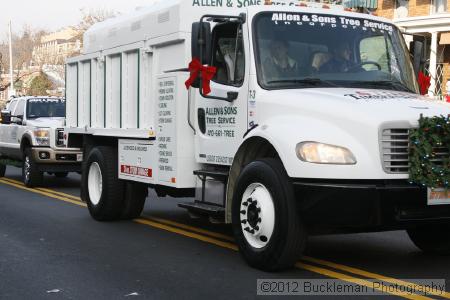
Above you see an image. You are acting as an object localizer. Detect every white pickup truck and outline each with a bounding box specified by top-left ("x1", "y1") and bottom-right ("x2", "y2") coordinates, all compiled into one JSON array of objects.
[{"x1": 0, "y1": 96, "x2": 83, "y2": 187}]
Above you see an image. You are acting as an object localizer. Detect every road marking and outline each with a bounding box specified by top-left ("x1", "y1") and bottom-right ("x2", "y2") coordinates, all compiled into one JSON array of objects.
[
  {"x1": 0, "y1": 178, "x2": 235, "y2": 243},
  {"x1": 297, "y1": 262, "x2": 432, "y2": 300},
  {"x1": 144, "y1": 216, "x2": 235, "y2": 243},
  {"x1": 134, "y1": 218, "x2": 238, "y2": 251},
  {"x1": 0, "y1": 179, "x2": 87, "y2": 207},
  {"x1": 0, "y1": 178, "x2": 442, "y2": 299},
  {"x1": 0, "y1": 177, "x2": 82, "y2": 201},
  {"x1": 301, "y1": 256, "x2": 450, "y2": 299}
]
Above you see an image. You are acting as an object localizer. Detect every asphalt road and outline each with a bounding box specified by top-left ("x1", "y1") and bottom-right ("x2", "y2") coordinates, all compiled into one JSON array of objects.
[{"x1": 1, "y1": 166, "x2": 450, "y2": 300}]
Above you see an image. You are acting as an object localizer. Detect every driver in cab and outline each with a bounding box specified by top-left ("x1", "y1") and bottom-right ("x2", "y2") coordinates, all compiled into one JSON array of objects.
[{"x1": 320, "y1": 42, "x2": 354, "y2": 73}]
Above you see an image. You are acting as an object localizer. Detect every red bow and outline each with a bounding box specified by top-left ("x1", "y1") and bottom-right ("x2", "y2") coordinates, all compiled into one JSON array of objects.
[
  {"x1": 185, "y1": 58, "x2": 216, "y2": 95},
  {"x1": 418, "y1": 71, "x2": 431, "y2": 95}
]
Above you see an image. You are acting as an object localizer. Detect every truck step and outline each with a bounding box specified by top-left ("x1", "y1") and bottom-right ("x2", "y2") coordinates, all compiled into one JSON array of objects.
[
  {"x1": 193, "y1": 169, "x2": 229, "y2": 181},
  {"x1": 178, "y1": 201, "x2": 225, "y2": 220}
]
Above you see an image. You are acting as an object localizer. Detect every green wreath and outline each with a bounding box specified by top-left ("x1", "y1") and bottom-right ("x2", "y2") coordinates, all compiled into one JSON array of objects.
[{"x1": 409, "y1": 115, "x2": 450, "y2": 189}]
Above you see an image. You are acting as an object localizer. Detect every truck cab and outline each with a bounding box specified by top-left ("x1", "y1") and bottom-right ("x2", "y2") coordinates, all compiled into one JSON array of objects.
[
  {"x1": 0, "y1": 96, "x2": 83, "y2": 187},
  {"x1": 65, "y1": 0, "x2": 450, "y2": 271}
]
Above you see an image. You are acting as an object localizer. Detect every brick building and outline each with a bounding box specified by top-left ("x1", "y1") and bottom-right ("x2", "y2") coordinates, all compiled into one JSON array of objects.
[
  {"x1": 376, "y1": 0, "x2": 450, "y2": 98},
  {"x1": 32, "y1": 28, "x2": 81, "y2": 66}
]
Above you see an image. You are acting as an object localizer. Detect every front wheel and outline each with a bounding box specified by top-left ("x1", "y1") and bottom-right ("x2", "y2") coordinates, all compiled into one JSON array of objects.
[
  {"x1": 407, "y1": 224, "x2": 450, "y2": 255},
  {"x1": 22, "y1": 148, "x2": 43, "y2": 187},
  {"x1": 232, "y1": 158, "x2": 306, "y2": 271},
  {"x1": 0, "y1": 164, "x2": 5, "y2": 177}
]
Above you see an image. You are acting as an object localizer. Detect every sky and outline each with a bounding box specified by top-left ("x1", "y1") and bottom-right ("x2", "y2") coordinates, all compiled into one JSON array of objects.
[{"x1": 1, "y1": 0, "x2": 157, "y2": 40}]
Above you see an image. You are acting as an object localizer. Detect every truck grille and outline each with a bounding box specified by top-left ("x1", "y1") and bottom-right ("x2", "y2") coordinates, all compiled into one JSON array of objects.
[
  {"x1": 381, "y1": 128, "x2": 449, "y2": 174},
  {"x1": 56, "y1": 128, "x2": 65, "y2": 147}
]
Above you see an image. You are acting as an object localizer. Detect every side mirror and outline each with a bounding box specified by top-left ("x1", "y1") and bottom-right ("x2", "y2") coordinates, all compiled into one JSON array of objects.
[
  {"x1": 191, "y1": 21, "x2": 212, "y2": 67},
  {"x1": 14, "y1": 115, "x2": 23, "y2": 125},
  {"x1": 410, "y1": 40, "x2": 424, "y2": 77},
  {"x1": 1, "y1": 110, "x2": 11, "y2": 125}
]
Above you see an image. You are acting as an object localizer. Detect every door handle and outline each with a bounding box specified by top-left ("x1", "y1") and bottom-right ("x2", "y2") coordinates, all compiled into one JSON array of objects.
[{"x1": 197, "y1": 108, "x2": 206, "y2": 135}]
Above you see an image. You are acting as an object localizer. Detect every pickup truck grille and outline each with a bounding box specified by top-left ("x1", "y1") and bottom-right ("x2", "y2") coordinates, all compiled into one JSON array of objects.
[
  {"x1": 381, "y1": 128, "x2": 449, "y2": 174},
  {"x1": 56, "y1": 128, "x2": 65, "y2": 147}
]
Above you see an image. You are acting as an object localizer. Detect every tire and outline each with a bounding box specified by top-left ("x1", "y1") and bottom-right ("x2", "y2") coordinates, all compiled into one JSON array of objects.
[
  {"x1": 121, "y1": 182, "x2": 148, "y2": 220},
  {"x1": 55, "y1": 172, "x2": 68, "y2": 178},
  {"x1": 81, "y1": 146, "x2": 125, "y2": 221},
  {"x1": 0, "y1": 164, "x2": 5, "y2": 177},
  {"x1": 407, "y1": 224, "x2": 450, "y2": 255},
  {"x1": 232, "y1": 158, "x2": 306, "y2": 271},
  {"x1": 22, "y1": 148, "x2": 43, "y2": 187}
]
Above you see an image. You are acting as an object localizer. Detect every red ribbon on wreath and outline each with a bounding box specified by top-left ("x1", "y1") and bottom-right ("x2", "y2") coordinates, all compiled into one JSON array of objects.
[
  {"x1": 418, "y1": 71, "x2": 431, "y2": 95},
  {"x1": 185, "y1": 58, "x2": 216, "y2": 95}
]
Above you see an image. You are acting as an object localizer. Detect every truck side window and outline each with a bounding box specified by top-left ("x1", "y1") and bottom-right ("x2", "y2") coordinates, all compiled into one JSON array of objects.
[
  {"x1": 8, "y1": 100, "x2": 18, "y2": 113},
  {"x1": 14, "y1": 100, "x2": 25, "y2": 117},
  {"x1": 11, "y1": 100, "x2": 25, "y2": 124},
  {"x1": 211, "y1": 22, "x2": 245, "y2": 86}
]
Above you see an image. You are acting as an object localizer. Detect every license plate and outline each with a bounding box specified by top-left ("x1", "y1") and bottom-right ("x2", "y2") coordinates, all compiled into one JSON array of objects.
[
  {"x1": 427, "y1": 188, "x2": 450, "y2": 205},
  {"x1": 76, "y1": 153, "x2": 83, "y2": 162}
]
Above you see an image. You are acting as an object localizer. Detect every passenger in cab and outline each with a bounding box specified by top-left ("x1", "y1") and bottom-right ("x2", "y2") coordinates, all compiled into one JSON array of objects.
[{"x1": 263, "y1": 39, "x2": 298, "y2": 79}]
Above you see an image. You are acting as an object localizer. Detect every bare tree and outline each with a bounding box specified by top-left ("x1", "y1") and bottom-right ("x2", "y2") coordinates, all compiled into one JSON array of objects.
[{"x1": 69, "y1": 8, "x2": 117, "y2": 57}]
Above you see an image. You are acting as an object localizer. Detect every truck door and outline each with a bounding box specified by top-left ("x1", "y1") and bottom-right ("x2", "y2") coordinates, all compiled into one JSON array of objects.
[
  {"x1": 194, "y1": 21, "x2": 249, "y2": 166},
  {"x1": 9, "y1": 99, "x2": 25, "y2": 159},
  {"x1": 0, "y1": 99, "x2": 17, "y2": 157}
]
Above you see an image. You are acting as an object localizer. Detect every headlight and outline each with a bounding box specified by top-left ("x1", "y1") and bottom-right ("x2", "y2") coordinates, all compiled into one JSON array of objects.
[
  {"x1": 296, "y1": 142, "x2": 356, "y2": 165},
  {"x1": 34, "y1": 128, "x2": 50, "y2": 146}
]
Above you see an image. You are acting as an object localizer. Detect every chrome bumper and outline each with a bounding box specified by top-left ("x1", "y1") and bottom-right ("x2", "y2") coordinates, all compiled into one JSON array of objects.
[{"x1": 31, "y1": 147, "x2": 83, "y2": 164}]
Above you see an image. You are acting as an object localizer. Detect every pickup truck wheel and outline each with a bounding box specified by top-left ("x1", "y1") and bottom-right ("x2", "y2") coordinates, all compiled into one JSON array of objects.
[
  {"x1": 0, "y1": 164, "x2": 5, "y2": 177},
  {"x1": 407, "y1": 224, "x2": 450, "y2": 255},
  {"x1": 22, "y1": 148, "x2": 43, "y2": 187},
  {"x1": 121, "y1": 182, "x2": 148, "y2": 220},
  {"x1": 82, "y1": 146, "x2": 125, "y2": 221},
  {"x1": 55, "y1": 172, "x2": 68, "y2": 178},
  {"x1": 232, "y1": 158, "x2": 306, "y2": 271}
]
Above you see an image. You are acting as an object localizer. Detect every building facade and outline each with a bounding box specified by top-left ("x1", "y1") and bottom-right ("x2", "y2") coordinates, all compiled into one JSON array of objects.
[
  {"x1": 377, "y1": 0, "x2": 450, "y2": 98},
  {"x1": 32, "y1": 28, "x2": 81, "y2": 66}
]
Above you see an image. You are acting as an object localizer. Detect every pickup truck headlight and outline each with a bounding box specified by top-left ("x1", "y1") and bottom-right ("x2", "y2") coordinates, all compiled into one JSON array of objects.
[
  {"x1": 34, "y1": 128, "x2": 50, "y2": 146},
  {"x1": 296, "y1": 142, "x2": 356, "y2": 165}
]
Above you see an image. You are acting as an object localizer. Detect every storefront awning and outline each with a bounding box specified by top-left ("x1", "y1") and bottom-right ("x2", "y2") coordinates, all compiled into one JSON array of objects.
[
  {"x1": 440, "y1": 32, "x2": 450, "y2": 45},
  {"x1": 343, "y1": 0, "x2": 378, "y2": 9}
]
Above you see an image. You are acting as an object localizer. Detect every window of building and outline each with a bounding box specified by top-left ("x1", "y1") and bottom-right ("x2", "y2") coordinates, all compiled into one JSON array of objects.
[
  {"x1": 432, "y1": 0, "x2": 447, "y2": 14},
  {"x1": 395, "y1": 0, "x2": 409, "y2": 18}
]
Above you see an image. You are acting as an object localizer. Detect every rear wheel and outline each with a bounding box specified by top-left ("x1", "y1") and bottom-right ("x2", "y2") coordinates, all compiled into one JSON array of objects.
[
  {"x1": 22, "y1": 148, "x2": 43, "y2": 187},
  {"x1": 0, "y1": 164, "x2": 5, "y2": 177},
  {"x1": 82, "y1": 146, "x2": 124, "y2": 221},
  {"x1": 407, "y1": 224, "x2": 450, "y2": 255},
  {"x1": 232, "y1": 158, "x2": 306, "y2": 271},
  {"x1": 55, "y1": 172, "x2": 68, "y2": 178},
  {"x1": 121, "y1": 182, "x2": 148, "y2": 220}
]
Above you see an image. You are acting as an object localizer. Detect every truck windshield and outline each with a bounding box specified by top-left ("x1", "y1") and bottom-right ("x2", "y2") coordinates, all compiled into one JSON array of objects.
[
  {"x1": 26, "y1": 99, "x2": 66, "y2": 119},
  {"x1": 253, "y1": 12, "x2": 418, "y2": 93}
]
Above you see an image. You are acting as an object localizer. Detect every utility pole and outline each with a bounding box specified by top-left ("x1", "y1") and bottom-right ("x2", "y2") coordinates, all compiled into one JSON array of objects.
[{"x1": 8, "y1": 20, "x2": 15, "y2": 97}]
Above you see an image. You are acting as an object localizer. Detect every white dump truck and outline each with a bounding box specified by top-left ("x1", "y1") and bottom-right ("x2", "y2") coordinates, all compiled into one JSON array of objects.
[{"x1": 65, "y1": 0, "x2": 450, "y2": 270}]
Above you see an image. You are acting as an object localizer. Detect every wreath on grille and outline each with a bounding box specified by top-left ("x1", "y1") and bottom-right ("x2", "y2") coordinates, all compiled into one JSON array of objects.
[{"x1": 409, "y1": 115, "x2": 450, "y2": 189}]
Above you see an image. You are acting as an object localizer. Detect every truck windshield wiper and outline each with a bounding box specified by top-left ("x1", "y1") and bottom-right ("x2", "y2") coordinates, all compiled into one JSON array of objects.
[
  {"x1": 360, "y1": 80, "x2": 416, "y2": 94},
  {"x1": 267, "y1": 78, "x2": 339, "y2": 87}
]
